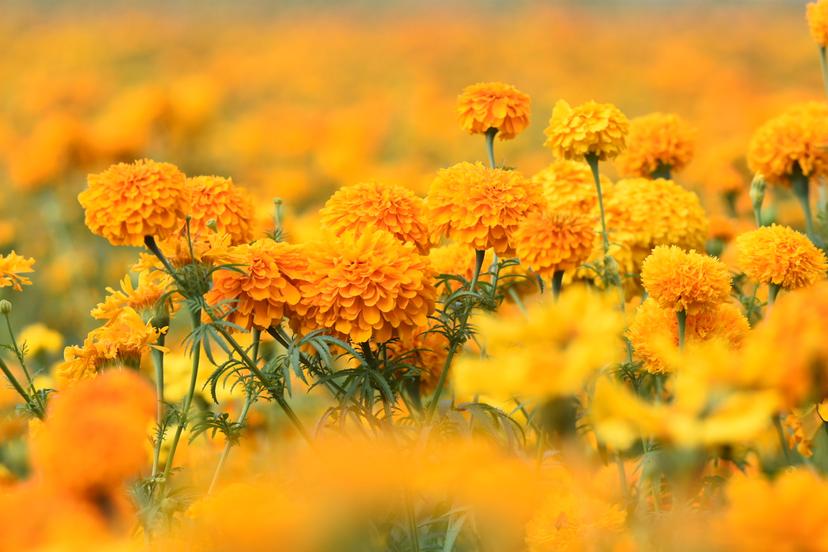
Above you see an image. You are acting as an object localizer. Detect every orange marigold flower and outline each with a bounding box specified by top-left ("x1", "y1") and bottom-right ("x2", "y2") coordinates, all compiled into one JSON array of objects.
[
  {"x1": 53, "y1": 345, "x2": 99, "y2": 389},
  {"x1": 0, "y1": 251, "x2": 35, "y2": 291},
  {"x1": 641, "y1": 246, "x2": 731, "y2": 314},
  {"x1": 807, "y1": 0, "x2": 828, "y2": 46},
  {"x1": 29, "y1": 370, "x2": 155, "y2": 495},
  {"x1": 544, "y1": 100, "x2": 629, "y2": 161},
  {"x1": 85, "y1": 307, "x2": 164, "y2": 368},
  {"x1": 616, "y1": 112, "x2": 696, "y2": 178},
  {"x1": 205, "y1": 239, "x2": 308, "y2": 330},
  {"x1": 90, "y1": 270, "x2": 173, "y2": 321},
  {"x1": 628, "y1": 299, "x2": 749, "y2": 374},
  {"x1": 747, "y1": 102, "x2": 828, "y2": 186},
  {"x1": 320, "y1": 181, "x2": 432, "y2": 254},
  {"x1": 456, "y1": 82, "x2": 530, "y2": 140},
  {"x1": 735, "y1": 224, "x2": 827, "y2": 290},
  {"x1": 78, "y1": 159, "x2": 187, "y2": 246},
  {"x1": 427, "y1": 162, "x2": 543, "y2": 256},
  {"x1": 533, "y1": 159, "x2": 611, "y2": 219},
  {"x1": 513, "y1": 209, "x2": 595, "y2": 278},
  {"x1": 186, "y1": 175, "x2": 254, "y2": 245},
  {"x1": 297, "y1": 230, "x2": 436, "y2": 343}
]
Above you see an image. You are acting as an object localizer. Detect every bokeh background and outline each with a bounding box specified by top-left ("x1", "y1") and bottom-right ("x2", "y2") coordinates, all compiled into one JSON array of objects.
[{"x1": 0, "y1": 0, "x2": 820, "y2": 346}]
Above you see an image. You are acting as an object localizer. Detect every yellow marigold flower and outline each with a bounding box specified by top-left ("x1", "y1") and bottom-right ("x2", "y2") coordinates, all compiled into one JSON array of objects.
[
  {"x1": 297, "y1": 231, "x2": 436, "y2": 343},
  {"x1": 603, "y1": 178, "x2": 709, "y2": 270},
  {"x1": 747, "y1": 102, "x2": 828, "y2": 186},
  {"x1": 146, "y1": 230, "x2": 235, "y2": 269},
  {"x1": 78, "y1": 159, "x2": 188, "y2": 246},
  {"x1": 456, "y1": 81, "x2": 531, "y2": 140},
  {"x1": 532, "y1": 159, "x2": 611, "y2": 218},
  {"x1": 205, "y1": 239, "x2": 308, "y2": 330},
  {"x1": 717, "y1": 469, "x2": 828, "y2": 552},
  {"x1": 0, "y1": 251, "x2": 35, "y2": 291},
  {"x1": 454, "y1": 287, "x2": 624, "y2": 401},
  {"x1": 427, "y1": 162, "x2": 543, "y2": 256},
  {"x1": 18, "y1": 324, "x2": 62, "y2": 357},
  {"x1": 85, "y1": 307, "x2": 164, "y2": 368},
  {"x1": 628, "y1": 299, "x2": 749, "y2": 374},
  {"x1": 641, "y1": 246, "x2": 731, "y2": 314},
  {"x1": 808, "y1": 0, "x2": 828, "y2": 46},
  {"x1": 320, "y1": 181, "x2": 432, "y2": 254},
  {"x1": 91, "y1": 270, "x2": 173, "y2": 321},
  {"x1": 29, "y1": 370, "x2": 155, "y2": 495},
  {"x1": 735, "y1": 224, "x2": 827, "y2": 290},
  {"x1": 513, "y1": 209, "x2": 595, "y2": 278},
  {"x1": 543, "y1": 99, "x2": 629, "y2": 161},
  {"x1": 616, "y1": 112, "x2": 695, "y2": 177},
  {"x1": 186, "y1": 175, "x2": 254, "y2": 245},
  {"x1": 53, "y1": 345, "x2": 99, "y2": 389},
  {"x1": 742, "y1": 281, "x2": 828, "y2": 407}
]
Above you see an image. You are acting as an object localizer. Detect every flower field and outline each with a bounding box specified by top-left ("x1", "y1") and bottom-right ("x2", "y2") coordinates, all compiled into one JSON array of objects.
[{"x1": 3, "y1": 1, "x2": 828, "y2": 550}]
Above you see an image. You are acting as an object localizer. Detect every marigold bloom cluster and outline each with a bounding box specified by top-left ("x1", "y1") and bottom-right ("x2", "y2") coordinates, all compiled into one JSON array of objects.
[
  {"x1": 319, "y1": 180, "x2": 432, "y2": 254},
  {"x1": 427, "y1": 162, "x2": 542, "y2": 256},
  {"x1": 616, "y1": 112, "x2": 695, "y2": 177},
  {"x1": 186, "y1": 175, "x2": 254, "y2": 245},
  {"x1": 0, "y1": 252, "x2": 35, "y2": 291},
  {"x1": 641, "y1": 246, "x2": 731, "y2": 314},
  {"x1": 807, "y1": 0, "x2": 828, "y2": 46},
  {"x1": 298, "y1": 230, "x2": 436, "y2": 343},
  {"x1": 544, "y1": 100, "x2": 629, "y2": 161},
  {"x1": 513, "y1": 209, "x2": 595, "y2": 278},
  {"x1": 735, "y1": 224, "x2": 827, "y2": 290},
  {"x1": 78, "y1": 159, "x2": 188, "y2": 246},
  {"x1": 533, "y1": 159, "x2": 609, "y2": 218},
  {"x1": 747, "y1": 102, "x2": 828, "y2": 186},
  {"x1": 456, "y1": 81, "x2": 531, "y2": 140}
]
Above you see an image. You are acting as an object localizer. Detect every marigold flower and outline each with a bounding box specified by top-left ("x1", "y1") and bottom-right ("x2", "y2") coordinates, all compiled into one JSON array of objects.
[
  {"x1": 297, "y1": 231, "x2": 436, "y2": 343},
  {"x1": 186, "y1": 175, "x2": 254, "y2": 245},
  {"x1": 53, "y1": 345, "x2": 99, "y2": 388},
  {"x1": 0, "y1": 251, "x2": 35, "y2": 291},
  {"x1": 427, "y1": 162, "x2": 543, "y2": 256},
  {"x1": 320, "y1": 181, "x2": 432, "y2": 254},
  {"x1": 747, "y1": 102, "x2": 828, "y2": 186},
  {"x1": 85, "y1": 307, "x2": 164, "y2": 368},
  {"x1": 718, "y1": 469, "x2": 828, "y2": 552},
  {"x1": 456, "y1": 82, "x2": 530, "y2": 140},
  {"x1": 29, "y1": 370, "x2": 155, "y2": 495},
  {"x1": 543, "y1": 100, "x2": 629, "y2": 161},
  {"x1": 628, "y1": 299, "x2": 749, "y2": 374},
  {"x1": 735, "y1": 224, "x2": 827, "y2": 290},
  {"x1": 533, "y1": 159, "x2": 611, "y2": 218},
  {"x1": 204, "y1": 239, "x2": 308, "y2": 330},
  {"x1": 513, "y1": 209, "x2": 595, "y2": 278},
  {"x1": 91, "y1": 270, "x2": 173, "y2": 321},
  {"x1": 807, "y1": 0, "x2": 828, "y2": 46},
  {"x1": 78, "y1": 159, "x2": 188, "y2": 246},
  {"x1": 18, "y1": 324, "x2": 62, "y2": 356},
  {"x1": 641, "y1": 246, "x2": 731, "y2": 314},
  {"x1": 616, "y1": 112, "x2": 695, "y2": 177}
]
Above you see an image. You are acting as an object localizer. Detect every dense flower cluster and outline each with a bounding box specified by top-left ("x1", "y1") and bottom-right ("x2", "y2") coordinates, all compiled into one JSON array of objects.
[
  {"x1": 641, "y1": 246, "x2": 731, "y2": 314},
  {"x1": 456, "y1": 81, "x2": 531, "y2": 140},
  {"x1": 735, "y1": 224, "x2": 827, "y2": 290},
  {"x1": 533, "y1": 159, "x2": 609, "y2": 218},
  {"x1": 513, "y1": 209, "x2": 595, "y2": 278},
  {"x1": 186, "y1": 175, "x2": 254, "y2": 245},
  {"x1": 807, "y1": 0, "x2": 828, "y2": 46},
  {"x1": 616, "y1": 112, "x2": 695, "y2": 177},
  {"x1": 544, "y1": 100, "x2": 629, "y2": 160}
]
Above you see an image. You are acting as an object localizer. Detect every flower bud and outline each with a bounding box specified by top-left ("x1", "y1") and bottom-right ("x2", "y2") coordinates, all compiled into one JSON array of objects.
[
  {"x1": 0, "y1": 300, "x2": 12, "y2": 315},
  {"x1": 749, "y1": 172, "x2": 766, "y2": 211}
]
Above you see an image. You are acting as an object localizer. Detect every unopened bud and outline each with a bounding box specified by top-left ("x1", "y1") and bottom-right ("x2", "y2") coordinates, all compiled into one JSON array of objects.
[
  {"x1": 206, "y1": 219, "x2": 218, "y2": 233},
  {"x1": 0, "y1": 300, "x2": 12, "y2": 315},
  {"x1": 749, "y1": 173, "x2": 766, "y2": 210}
]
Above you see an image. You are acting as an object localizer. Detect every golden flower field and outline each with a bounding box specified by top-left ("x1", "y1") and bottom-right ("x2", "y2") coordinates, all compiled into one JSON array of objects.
[{"x1": 4, "y1": 1, "x2": 828, "y2": 550}]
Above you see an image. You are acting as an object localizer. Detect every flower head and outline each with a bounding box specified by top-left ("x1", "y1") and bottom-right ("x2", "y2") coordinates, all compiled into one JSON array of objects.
[
  {"x1": 533, "y1": 160, "x2": 610, "y2": 218},
  {"x1": 91, "y1": 269, "x2": 173, "y2": 322},
  {"x1": 747, "y1": 102, "x2": 828, "y2": 186},
  {"x1": 84, "y1": 306, "x2": 164, "y2": 368},
  {"x1": 205, "y1": 239, "x2": 308, "y2": 330},
  {"x1": 79, "y1": 159, "x2": 187, "y2": 246},
  {"x1": 186, "y1": 175, "x2": 254, "y2": 245},
  {"x1": 29, "y1": 370, "x2": 155, "y2": 495},
  {"x1": 616, "y1": 112, "x2": 695, "y2": 177},
  {"x1": 808, "y1": 0, "x2": 828, "y2": 46},
  {"x1": 320, "y1": 181, "x2": 432, "y2": 254},
  {"x1": 0, "y1": 252, "x2": 35, "y2": 291},
  {"x1": 18, "y1": 324, "x2": 62, "y2": 356},
  {"x1": 641, "y1": 246, "x2": 731, "y2": 313},
  {"x1": 427, "y1": 162, "x2": 543, "y2": 256},
  {"x1": 544, "y1": 100, "x2": 629, "y2": 161},
  {"x1": 456, "y1": 82, "x2": 530, "y2": 140},
  {"x1": 735, "y1": 224, "x2": 827, "y2": 290},
  {"x1": 297, "y1": 231, "x2": 436, "y2": 343},
  {"x1": 513, "y1": 209, "x2": 595, "y2": 278}
]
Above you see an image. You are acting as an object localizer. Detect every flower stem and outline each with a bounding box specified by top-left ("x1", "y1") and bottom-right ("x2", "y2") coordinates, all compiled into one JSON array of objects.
[
  {"x1": 676, "y1": 309, "x2": 687, "y2": 349},
  {"x1": 651, "y1": 162, "x2": 671, "y2": 180},
  {"x1": 819, "y1": 46, "x2": 828, "y2": 98},
  {"x1": 150, "y1": 332, "x2": 167, "y2": 478},
  {"x1": 768, "y1": 283, "x2": 781, "y2": 307},
  {"x1": 0, "y1": 356, "x2": 36, "y2": 416},
  {"x1": 790, "y1": 167, "x2": 824, "y2": 248},
  {"x1": 551, "y1": 270, "x2": 564, "y2": 300},
  {"x1": 774, "y1": 414, "x2": 792, "y2": 465},
  {"x1": 485, "y1": 127, "x2": 498, "y2": 168},
  {"x1": 469, "y1": 249, "x2": 486, "y2": 291},
  {"x1": 586, "y1": 153, "x2": 611, "y2": 259}
]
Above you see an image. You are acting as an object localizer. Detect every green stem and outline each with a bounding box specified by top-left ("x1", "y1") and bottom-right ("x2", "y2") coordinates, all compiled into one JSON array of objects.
[
  {"x1": 405, "y1": 490, "x2": 420, "y2": 552},
  {"x1": 4, "y1": 313, "x2": 35, "y2": 391},
  {"x1": 676, "y1": 309, "x2": 687, "y2": 349},
  {"x1": 0, "y1": 355, "x2": 35, "y2": 416},
  {"x1": 790, "y1": 167, "x2": 824, "y2": 248},
  {"x1": 469, "y1": 250, "x2": 485, "y2": 291},
  {"x1": 551, "y1": 270, "x2": 564, "y2": 300},
  {"x1": 424, "y1": 309, "x2": 470, "y2": 424},
  {"x1": 161, "y1": 306, "x2": 202, "y2": 483},
  {"x1": 774, "y1": 414, "x2": 792, "y2": 465},
  {"x1": 507, "y1": 287, "x2": 528, "y2": 316},
  {"x1": 586, "y1": 153, "x2": 611, "y2": 260},
  {"x1": 150, "y1": 332, "x2": 167, "y2": 478},
  {"x1": 820, "y1": 46, "x2": 828, "y2": 98},
  {"x1": 768, "y1": 283, "x2": 781, "y2": 307},
  {"x1": 485, "y1": 127, "x2": 498, "y2": 168}
]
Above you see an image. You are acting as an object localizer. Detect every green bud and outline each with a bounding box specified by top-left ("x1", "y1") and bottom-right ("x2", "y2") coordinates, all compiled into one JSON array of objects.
[
  {"x1": 749, "y1": 172, "x2": 766, "y2": 210},
  {"x1": 0, "y1": 300, "x2": 12, "y2": 315}
]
